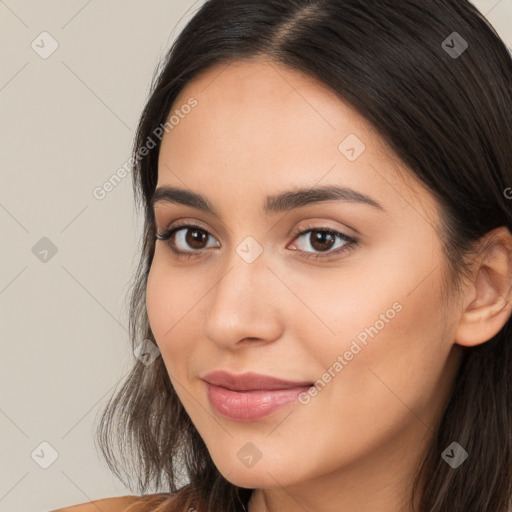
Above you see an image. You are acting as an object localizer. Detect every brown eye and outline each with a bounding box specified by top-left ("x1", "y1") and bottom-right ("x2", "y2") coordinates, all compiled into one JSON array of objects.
[
  {"x1": 184, "y1": 227, "x2": 209, "y2": 249},
  {"x1": 308, "y1": 231, "x2": 336, "y2": 252},
  {"x1": 155, "y1": 223, "x2": 219, "y2": 258},
  {"x1": 290, "y1": 226, "x2": 357, "y2": 261},
  {"x1": 155, "y1": 223, "x2": 357, "y2": 262}
]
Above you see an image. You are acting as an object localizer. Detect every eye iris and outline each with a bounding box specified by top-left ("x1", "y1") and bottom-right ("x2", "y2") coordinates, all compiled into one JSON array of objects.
[
  {"x1": 310, "y1": 231, "x2": 335, "y2": 252},
  {"x1": 186, "y1": 228, "x2": 208, "y2": 249}
]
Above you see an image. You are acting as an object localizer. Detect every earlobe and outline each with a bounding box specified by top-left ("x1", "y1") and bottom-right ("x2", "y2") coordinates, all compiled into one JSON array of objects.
[{"x1": 454, "y1": 226, "x2": 512, "y2": 348}]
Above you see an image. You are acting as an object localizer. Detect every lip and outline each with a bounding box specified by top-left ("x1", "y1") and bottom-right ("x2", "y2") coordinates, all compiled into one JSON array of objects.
[
  {"x1": 201, "y1": 370, "x2": 313, "y2": 391},
  {"x1": 202, "y1": 371, "x2": 313, "y2": 421}
]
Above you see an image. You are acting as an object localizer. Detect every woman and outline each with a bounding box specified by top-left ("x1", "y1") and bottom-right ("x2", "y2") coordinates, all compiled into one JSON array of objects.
[{"x1": 55, "y1": 0, "x2": 512, "y2": 511}]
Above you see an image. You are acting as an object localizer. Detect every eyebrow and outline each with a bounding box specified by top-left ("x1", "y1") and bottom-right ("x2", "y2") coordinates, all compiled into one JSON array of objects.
[{"x1": 151, "y1": 184, "x2": 384, "y2": 215}]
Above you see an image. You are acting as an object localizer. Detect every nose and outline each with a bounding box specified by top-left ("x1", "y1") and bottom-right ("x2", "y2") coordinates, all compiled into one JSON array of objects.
[{"x1": 202, "y1": 246, "x2": 284, "y2": 350}]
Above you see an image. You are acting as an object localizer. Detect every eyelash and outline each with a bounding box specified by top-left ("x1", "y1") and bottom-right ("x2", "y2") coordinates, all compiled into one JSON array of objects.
[{"x1": 155, "y1": 221, "x2": 357, "y2": 261}]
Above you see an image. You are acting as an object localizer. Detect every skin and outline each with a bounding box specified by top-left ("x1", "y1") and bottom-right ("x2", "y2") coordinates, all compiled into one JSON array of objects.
[{"x1": 145, "y1": 58, "x2": 512, "y2": 512}]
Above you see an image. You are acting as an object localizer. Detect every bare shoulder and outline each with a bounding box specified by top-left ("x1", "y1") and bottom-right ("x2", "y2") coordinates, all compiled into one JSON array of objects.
[{"x1": 50, "y1": 495, "x2": 140, "y2": 512}]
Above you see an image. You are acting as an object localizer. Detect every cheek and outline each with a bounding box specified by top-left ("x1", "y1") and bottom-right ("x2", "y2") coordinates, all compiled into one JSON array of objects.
[
  {"x1": 276, "y1": 242, "x2": 444, "y2": 368},
  {"x1": 311, "y1": 255, "x2": 452, "y2": 438},
  {"x1": 145, "y1": 258, "x2": 221, "y2": 423},
  {"x1": 146, "y1": 260, "x2": 184, "y2": 359},
  {"x1": 145, "y1": 257, "x2": 206, "y2": 375},
  {"x1": 146, "y1": 253, "x2": 199, "y2": 338},
  {"x1": 145, "y1": 262, "x2": 169, "y2": 340}
]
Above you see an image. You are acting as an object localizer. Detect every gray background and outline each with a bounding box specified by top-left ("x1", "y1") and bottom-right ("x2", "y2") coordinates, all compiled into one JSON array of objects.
[{"x1": 1, "y1": 1, "x2": 511, "y2": 511}]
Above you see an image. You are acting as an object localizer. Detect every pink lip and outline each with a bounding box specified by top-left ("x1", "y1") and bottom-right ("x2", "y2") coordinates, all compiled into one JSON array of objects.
[
  {"x1": 202, "y1": 371, "x2": 313, "y2": 421},
  {"x1": 202, "y1": 370, "x2": 313, "y2": 391}
]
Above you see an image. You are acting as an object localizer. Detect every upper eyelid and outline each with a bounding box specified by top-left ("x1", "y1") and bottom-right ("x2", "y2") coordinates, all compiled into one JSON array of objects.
[{"x1": 159, "y1": 220, "x2": 218, "y2": 239}]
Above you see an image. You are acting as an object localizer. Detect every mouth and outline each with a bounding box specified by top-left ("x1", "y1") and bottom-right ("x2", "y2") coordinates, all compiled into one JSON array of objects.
[
  {"x1": 201, "y1": 370, "x2": 314, "y2": 421},
  {"x1": 201, "y1": 370, "x2": 313, "y2": 391}
]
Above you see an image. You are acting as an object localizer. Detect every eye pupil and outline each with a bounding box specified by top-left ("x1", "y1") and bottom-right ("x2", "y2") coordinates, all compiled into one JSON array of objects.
[
  {"x1": 186, "y1": 228, "x2": 208, "y2": 249},
  {"x1": 311, "y1": 231, "x2": 335, "y2": 252}
]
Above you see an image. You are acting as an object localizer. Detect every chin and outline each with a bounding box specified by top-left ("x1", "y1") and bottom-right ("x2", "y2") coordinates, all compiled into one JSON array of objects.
[
  {"x1": 222, "y1": 470, "x2": 282, "y2": 489},
  {"x1": 212, "y1": 455, "x2": 299, "y2": 489}
]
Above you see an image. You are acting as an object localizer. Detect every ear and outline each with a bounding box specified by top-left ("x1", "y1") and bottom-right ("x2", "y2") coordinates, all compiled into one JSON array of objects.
[{"x1": 455, "y1": 226, "x2": 512, "y2": 347}]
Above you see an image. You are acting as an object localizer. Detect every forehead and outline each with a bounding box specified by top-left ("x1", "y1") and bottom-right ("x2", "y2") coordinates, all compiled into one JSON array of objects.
[
  {"x1": 156, "y1": 59, "x2": 439, "y2": 225},
  {"x1": 168, "y1": 58, "x2": 374, "y2": 144}
]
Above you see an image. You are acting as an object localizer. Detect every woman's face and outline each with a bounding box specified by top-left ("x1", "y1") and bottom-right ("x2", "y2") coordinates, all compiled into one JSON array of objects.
[{"x1": 146, "y1": 59, "x2": 462, "y2": 502}]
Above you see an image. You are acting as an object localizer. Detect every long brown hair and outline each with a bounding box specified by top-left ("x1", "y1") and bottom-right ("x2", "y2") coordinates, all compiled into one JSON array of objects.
[{"x1": 95, "y1": 1, "x2": 512, "y2": 510}]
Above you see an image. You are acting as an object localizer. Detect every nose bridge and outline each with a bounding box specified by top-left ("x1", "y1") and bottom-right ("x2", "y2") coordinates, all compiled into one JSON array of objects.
[{"x1": 202, "y1": 238, "x2": 282, "y2": 347}]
